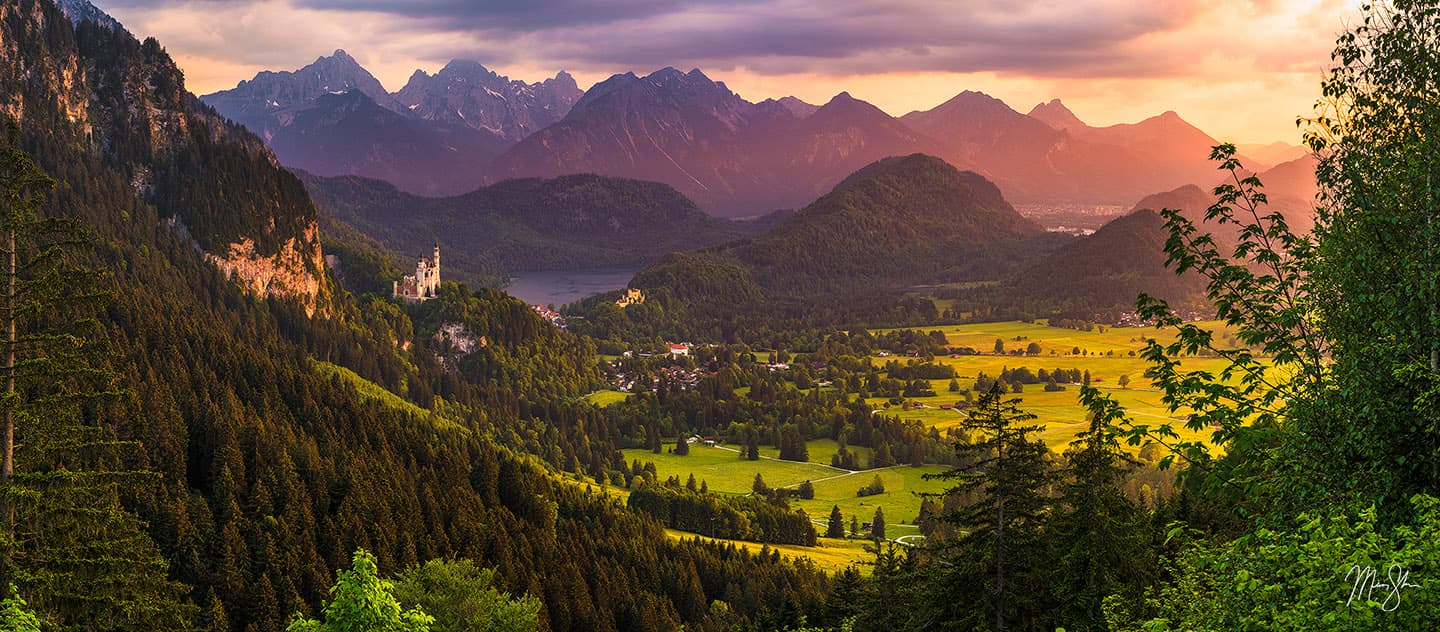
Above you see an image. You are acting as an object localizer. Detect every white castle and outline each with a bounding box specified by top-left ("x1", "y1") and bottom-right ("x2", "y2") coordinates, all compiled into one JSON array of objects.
[{"x1": 394, "y1": 244, "x2": 441, "y2": 301}]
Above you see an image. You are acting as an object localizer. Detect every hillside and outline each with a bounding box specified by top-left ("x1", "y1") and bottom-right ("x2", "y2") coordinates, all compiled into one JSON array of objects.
[
  {"x1": 574, "y1": 154, "x2": 1056, "y2": 339},
  {"x1": 1010, "y1": 209, "x2": 1209, "y2": 317},
  {"x1": 0, "y1": 1, "x2": 832, "y2": 628},
  {"x1": 1005, "y1": 155, "x2": 1318, "y2": 319},
  {"x1": 301, "y1": 171, "x2": 762, "y2": 286}
]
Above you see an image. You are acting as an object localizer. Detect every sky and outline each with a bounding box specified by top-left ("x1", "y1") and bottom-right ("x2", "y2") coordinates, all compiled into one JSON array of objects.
[{"x1": 99, "y1": 0, "x2": 1359, "y2": 145}]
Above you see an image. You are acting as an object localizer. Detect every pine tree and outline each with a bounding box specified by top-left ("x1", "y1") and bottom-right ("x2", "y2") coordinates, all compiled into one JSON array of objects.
[
  {"x1": 927, "y1": 382, "x2": 1053, "y2": 630},
  {"x1": 826, "y1": 506, "x2": 845, "y2": 539},
  {"x1": 1047, "y1": 394, "x2": 1155, "y2": 628},
  {"x1": 870, "y1": 507, "x2": 886, "y2": 541}
]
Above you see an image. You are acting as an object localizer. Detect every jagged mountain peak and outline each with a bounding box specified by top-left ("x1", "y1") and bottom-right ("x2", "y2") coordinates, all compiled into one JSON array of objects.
[
  {"x1": 769, "y1": 96, "x2": 819, "y2": 118},
  {"x1": 932, "y1": 89, "x2": 1016, "y2": 113},
  {"x1": 391, "y1": 58, "x2": 583, "y2": 143},
  {"x1": 1028, "y1": 98, "x2": 1087, "y2": 131},
  {"x1": 56, "y1": 0, "x2": 122, "y2": 31}
]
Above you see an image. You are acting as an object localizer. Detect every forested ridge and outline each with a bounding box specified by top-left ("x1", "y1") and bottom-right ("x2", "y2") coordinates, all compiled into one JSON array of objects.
[
  {"x1": 0, "y1": 1, "x2": 831, "y2": 630},
  {"x1": 301, "y1": 170, "x2": 767, "y2": 287}
]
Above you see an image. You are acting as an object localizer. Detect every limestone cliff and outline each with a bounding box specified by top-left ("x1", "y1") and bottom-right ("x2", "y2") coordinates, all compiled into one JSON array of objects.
[
  {"x1": 1, "y1": 0, "x2": 329, "y2": 315},
  {"x1": 207, "y1": 224, "x2": 328, "y2": 317}
]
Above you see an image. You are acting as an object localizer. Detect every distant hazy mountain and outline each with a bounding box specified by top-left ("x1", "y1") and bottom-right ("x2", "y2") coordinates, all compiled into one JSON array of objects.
[
  {"x1": 763, "y1": 96, "x2": 820, "y2": 118},
  {"x1": 1239, "y1": 142, "x2": 1310, "y2": 166},
  {"x1": 202, "y1": 52, "x2": 577, "y2": 195},
  {"x1": 1011, "y1": 155, "x2": 1319, "y2": 317},
  {"x1": 1013, "y1": 208, "x2": 1207, "y2": 315},
  {"x1": 300, "y1": 170, "x2": 760, "y2": 285},
  {"x1": 394, "y1": 60, "x2": 582, "y2": 141},
  {"x1": 898, "y1": 95, "x2": 1255, "y2": 206},
  {"x1": 489, "y1": 68, "x2": 936, "y2": 216},
  {"x1": 203, "y1": 49, "x2": 401, "y2": 136},
  {"x1": 264, "y1": 90, "x2": 509, "y2": 196}
]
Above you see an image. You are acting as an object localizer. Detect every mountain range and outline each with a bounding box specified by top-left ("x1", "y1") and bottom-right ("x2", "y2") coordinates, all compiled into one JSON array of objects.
[
  {"x1": 200, "y1": 51, "x2": 581, "y2": 195},
  {"x1": 204, "y1": 52, "x2": 1295, "y2": 217}
]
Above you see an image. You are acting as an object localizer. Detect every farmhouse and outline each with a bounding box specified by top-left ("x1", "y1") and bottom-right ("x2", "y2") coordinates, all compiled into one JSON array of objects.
[{"x1": 667, "y1": 343, "x2": 690, "y2": 357}]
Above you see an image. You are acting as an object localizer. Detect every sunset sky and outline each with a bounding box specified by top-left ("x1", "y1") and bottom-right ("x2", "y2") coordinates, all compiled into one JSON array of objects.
[{"x1": 100, "y1": 0, "x2": 1356, "y2": 145}]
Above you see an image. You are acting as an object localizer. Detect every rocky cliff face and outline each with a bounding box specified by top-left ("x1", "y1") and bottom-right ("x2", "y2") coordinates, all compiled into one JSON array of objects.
[
  {"x1": 207, "y1": 224, "x2": 327, "y2": 316},
  {"x1": 1, "y1": 0, "x2": 329, "y2": 314}
]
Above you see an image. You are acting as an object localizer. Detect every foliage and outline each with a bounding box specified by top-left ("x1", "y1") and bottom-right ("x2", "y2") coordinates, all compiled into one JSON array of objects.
[
  {"x1": 286, "y1": 549, "x2": 433, "y2": 632},
  {"x1": 1111, "y1": 495, "x2": 1440, "y2": 631},
  {"x1": 1300, "y1": 0, "x2": 1440, "y2": 519},
  {"x1": 392, "y1": 559, "x2": 541, "y2": 632},
  {"x1": 0, "y1": 589, "x2": 39, "y2": 632},
  {"x1": 628, "y1": 482, "x2": 818, "y2": 546}
]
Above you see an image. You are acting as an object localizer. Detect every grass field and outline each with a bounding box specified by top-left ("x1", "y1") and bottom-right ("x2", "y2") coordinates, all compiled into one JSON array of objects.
[
  {"x1": 664, "y1": 529, "x2": 876, "y2": 574},
  {"x1": 623, "y1": 443, "x2": 935, "y2": 550},
  {"x1": 869, "y1": 320, "x2": 1253, "y2": 449},
  {"x1": 622, "y1": 444, "x2": 840, "y2": 492},
  {"x1": 583, "y1": 390, "x2": 631, "y2": 407}
]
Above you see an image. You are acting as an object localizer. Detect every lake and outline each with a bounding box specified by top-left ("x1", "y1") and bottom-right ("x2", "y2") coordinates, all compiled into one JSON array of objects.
[{"x1": 504, "y1": 266, "x2": 639, "y2": 307}]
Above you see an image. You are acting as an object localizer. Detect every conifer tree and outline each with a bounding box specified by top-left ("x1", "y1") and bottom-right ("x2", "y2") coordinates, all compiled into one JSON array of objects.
[
  {"x1": 927, "y1": 382, "x2": 1052, "y2": 630},
  {"x1": 826, "y1": 506, "x2": 845, "y2": 539}
]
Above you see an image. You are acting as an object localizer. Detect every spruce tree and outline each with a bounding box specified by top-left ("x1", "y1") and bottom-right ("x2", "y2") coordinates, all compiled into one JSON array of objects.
[
  {"x1": 927, "y1": 382, "x2": 1052, "y2": 630},
  {"x1": 826, "y1": 506, "x2": 845, "y2": 539},
  {"x1": 1047, "y1": 393, "x2": 1154, "y2": 628}
]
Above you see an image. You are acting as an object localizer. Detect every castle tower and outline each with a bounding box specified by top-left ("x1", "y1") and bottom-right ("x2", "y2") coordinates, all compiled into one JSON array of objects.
[{"x1": 394, "y1": 244, "x2": 441, "y2": 301}]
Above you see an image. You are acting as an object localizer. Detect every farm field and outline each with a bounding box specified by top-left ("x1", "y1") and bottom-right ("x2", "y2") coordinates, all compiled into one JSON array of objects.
[
  {"x1": 663, "y1": 530, "x2": 874, "y2": 574},
  {"x1": 621, "y1": 444, "x2": 840, "y2": 493},
  {"x1": 621, "y1": 444, "x2": 936, "y2": 550},
  {"x1": 615, "y1": 321, "x2": 1259, "y2": 572},
  {"x1": 868, "y1": 320, "x2": 1255, "y2": 449}
]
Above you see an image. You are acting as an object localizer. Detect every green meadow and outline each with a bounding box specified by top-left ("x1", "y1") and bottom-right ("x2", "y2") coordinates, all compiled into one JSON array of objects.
[
  {"x1": 870, "y1": 320, "x2": 1252, "y2": 449},
  {"x1": 614, "y1": 320, "x2": 1260, "y2": 571}
]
